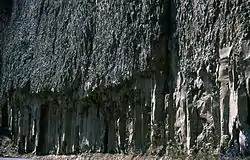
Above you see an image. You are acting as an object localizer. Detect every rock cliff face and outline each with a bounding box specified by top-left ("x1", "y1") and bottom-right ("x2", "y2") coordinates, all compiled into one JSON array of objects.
[{"x1": 0, "y1": 0, "x2": 250, "y2": 157}]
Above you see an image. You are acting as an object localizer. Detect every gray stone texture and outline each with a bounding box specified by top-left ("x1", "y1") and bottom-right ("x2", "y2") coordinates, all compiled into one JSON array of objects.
[{"x1": 0, "y1": 0, "x2": 250, "y2": 157}]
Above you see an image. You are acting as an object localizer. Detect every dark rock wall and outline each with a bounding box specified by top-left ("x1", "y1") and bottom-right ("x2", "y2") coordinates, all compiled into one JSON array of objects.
[
  {"x1": 1, "y1": 0, "x2": 164, "y2": 94},
  {"x1": 0, "y1": 0, "x2": 250, "y2": 157},
  {"x1": 176, "y1": 0, "x2": 250, "y2": 155}
]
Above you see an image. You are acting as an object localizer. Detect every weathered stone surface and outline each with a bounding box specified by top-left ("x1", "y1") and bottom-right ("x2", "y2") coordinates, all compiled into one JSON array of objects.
[{"x1": 0, "y1": 0, "x2": 250, "y2": 158}]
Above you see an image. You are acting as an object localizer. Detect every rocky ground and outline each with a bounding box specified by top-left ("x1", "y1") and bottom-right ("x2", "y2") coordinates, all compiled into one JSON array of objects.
[
  {"x1": 0, "y1": 133, "x2": 219, "y2": 160},
  {"x1": 0, "y1": 136, "x2": 220, "y2": 160},
  {"x1": 33, "y1": 154, "x2": 249, "y2": 160},
  {"x1": 0, "y1": 130, "x2": 240, "y2": 160},
  {"x1": 0, "y1": 126, "x2": 218, "y2": 160},
  {"x1": 0, "y1": 128, "x2": 19, "y2": 158}
]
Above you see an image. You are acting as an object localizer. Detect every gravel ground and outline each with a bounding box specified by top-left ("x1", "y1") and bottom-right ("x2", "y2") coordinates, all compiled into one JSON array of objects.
[{"x1": 34, "y1": 154, "x2": 160, "y2": 160}]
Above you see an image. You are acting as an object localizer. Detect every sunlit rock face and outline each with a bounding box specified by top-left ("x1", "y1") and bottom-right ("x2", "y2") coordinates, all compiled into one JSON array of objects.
[
  {"x1": 176, "y1": 0, "x2": 250, "y2": 156},
  {"x1": 0, "y1": 0, "x2": 250, "y2": 157}
]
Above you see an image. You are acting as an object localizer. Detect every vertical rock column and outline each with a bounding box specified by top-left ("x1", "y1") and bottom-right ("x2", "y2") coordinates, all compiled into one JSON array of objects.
[
  {"x1": 186, "y1": 65, "x2": 205, "y2": 154},
  {"x1": 86, "y1": 105, "x2": 103, "y2": 152},
  {"x1": 228, "y1": 52, "x2": 239, "y2": 137},
  {"x1": 48, "y1": 104, "x2": 59, "y2": 154},
  {"x1": 186, "y1": 83, "x2": 197, "y2": 155},
  {"x1": 127, "y1": 101, "x2": 135, "y2": 152},
  {"x1": 28, "y1": 101, "x2": 35, "y2": 152},
  {"x1": 242, "y1": 40, "x2": 250, "y2": 123},
  {"x1": 8, "y1": 101, "x2": 12, "y2": 131},
  {"x1": 71, "y1": 107, "x2": 77, "y2": 153},
  {"x1": 65, "y1": 107, "x2": 73, "y2": 154},
  {"x1": 119, "y1": 95, "x2": 128, "y2": 153},
  {"x1": 37, "y1": 104, "x2": 49, "y2": 155},
  {"x1": 218, "y1": 47, "x2": 231, "y2": 147},
  {"x1": 11, "y1": 100, "x2": 19, "y2": 146},
  {"x1": 134, "y1": 79, "x2": 143, "y2": 152},
  {"x1": 77, "y1": 105, "x2": 84, "y2": 153},
  {"x1": 165, "y1": 88, "x2": 175, "y2": 146},
  {"x1": 174, "y1": 72, "x2": 187, "y2": 146},
  {"x1": 150, "y1": 37, "x2": 168, "y2": 150},
  {"x1": 31, "y1": 99, "x2": 40, "y2": 153},
  {"x1": 74, "y1": 103, "x2": 80, "y2": 153},
  {"x1": 0, "y1": 105, "x2": 1, "y2": 127},
  {"x1": 18, "y1": 105, "x2": 30, "y2": 153},
  {"x1": 87, "y1": 106, "x2": 94, "y2": 152},
  {"x1": 24, "y1": 104, "x2": 32, "y2": 153},
  {"x1": 11, "y1": 94, "x2": 22, "y2": 150},
  {"x1": 107, "y1": 98, "x2": 119, "y2": 153},
  {"x1": 143, "y1": 77, "x2": 152, "y2": 152},
  {"x1": 58, "y1": 105, "x2": 66, "y2": 154},
  {"x1": 55, "y1": 104, "x2": 62, "y2": 154},
  {"x1": 151, "y1": 72, "x2": 166, "y2": 149},
  {"x1": 79, "y1": 104, "x2": 89, "y2": 152},
  {"x1": 107, "y1": 109, "x2": 117, "y2": 153},
  {"x1": 1, "y1": 102, "x2": 8, "y2": 128}
]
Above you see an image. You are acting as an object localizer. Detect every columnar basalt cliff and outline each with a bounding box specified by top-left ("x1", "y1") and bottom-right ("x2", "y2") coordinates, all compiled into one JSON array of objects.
[{"x1": 0, "y1": 0, "x2": 250, "y2": 158}]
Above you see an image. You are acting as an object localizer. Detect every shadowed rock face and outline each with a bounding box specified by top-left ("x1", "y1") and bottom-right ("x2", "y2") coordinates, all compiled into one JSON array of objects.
[{"x1": 0, "y1": 0, "x2": 250, "y2": 157}]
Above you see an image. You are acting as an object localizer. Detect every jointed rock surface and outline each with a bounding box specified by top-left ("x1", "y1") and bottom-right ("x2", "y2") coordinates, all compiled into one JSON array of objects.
[{"x1": 0, "y1": 0, "x2": 250, "y2": 158}]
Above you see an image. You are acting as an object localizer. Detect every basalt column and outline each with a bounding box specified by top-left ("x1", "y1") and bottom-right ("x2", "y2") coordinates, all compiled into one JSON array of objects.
[
  {"x1": 108, "y1": 108, "x2": 117, "y2": 153},
  {"x1": 228, "y1": 49, "x2": 239, "y2": 138},
  {"x1": 78, "y1": 104, "x2": 89, "y2": 152},
  {"x1": 138, "y1": 77, "x2": 153, "y2": 152},
  {"x1": 18, "y1": 105, "x2": 30, "y2": 154},
  {"x1": 30, "y1": 99, "x2": 40, "y2": 153},
  {"x1": 242, "y1": 40, "x2": 250, "y2": 124},
  {"x1": 165, "y1": 81, "x2": 175, "y2": 147},
  {"x1": 151, "y1": 37, "x2": 168, "y2": 150},
  {"x1": 48, "y1": 104, "x2": 60, "y2": 154},
  {"x1": 11, "y1": 100, "x2": 19, "y2": 146},
  {"x1": 86, "y1": 105, "x2": 103, "y2": 152},
  {"x1": 65, "y1": 107, "x2": 73, "y2": 154},
  {"x1": 134, "y1": 79, "x2": 144, "y2": 152},
  {"x1": 118, "y1": 95, "x2": 128, "y2": 153},
  {"x1": 74, "y1": 103, "x2": 81, "y2": 153},
  {"x1": 1, "y1": 102, "x2": 8, "y2": 128},
  {"x1": 218, "y1": 47, "x2": 231, "y2": 148},
  {"x1": 186, "y1": 77, "x2": 198, "y2": 154},
  {"x1": 37, "y1": 104, "x2": 49, "y2": 155},
  {"x1": 127, "y1": 101, "x2": 135, "y2": 152},
  {"x1": 174, "y1": 72, "x2": 187, "y2": 147},
  {"x1": 143, "y1": 77, "x2": 153, "y2": 152}
]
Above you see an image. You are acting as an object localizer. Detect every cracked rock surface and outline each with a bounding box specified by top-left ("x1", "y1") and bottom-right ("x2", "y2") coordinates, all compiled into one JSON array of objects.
[{"x1": 0, "y1": 0, "x2": 250, "y2": 158}]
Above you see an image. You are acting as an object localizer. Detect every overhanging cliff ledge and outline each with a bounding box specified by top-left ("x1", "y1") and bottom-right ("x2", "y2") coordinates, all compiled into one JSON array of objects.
[{"x1": 0, "y1": 0, "x2": 250, "y2": 158}]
